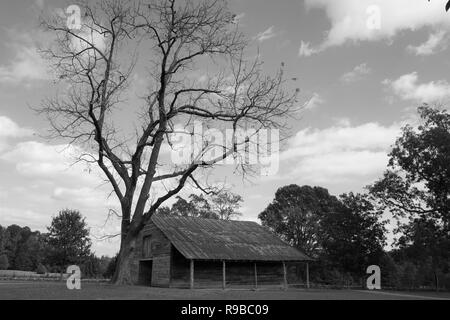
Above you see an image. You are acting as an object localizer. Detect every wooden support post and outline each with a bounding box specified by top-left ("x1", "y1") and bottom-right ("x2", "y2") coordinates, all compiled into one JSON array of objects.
[
  {"x1": 222, "y1": 261, "x2": 226, "y2": 290},
  {"x1": 254, "y1": 262, "x2": 258, "y2": 290},
  {"x1": 282, "y1": 262, "x2": 288, "y2": 290},
  {"x1": 190, "y1": 259, "x2": 194, "y2": 289},
  {"x1": 306, "y1": 262, "x2": 310, "y2": 289}
]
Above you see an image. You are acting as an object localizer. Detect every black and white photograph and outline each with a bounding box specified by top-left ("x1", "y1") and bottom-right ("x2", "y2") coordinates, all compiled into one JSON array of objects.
[{"x1": 0, "y1": 0, "x2": 450, "y2": 309}]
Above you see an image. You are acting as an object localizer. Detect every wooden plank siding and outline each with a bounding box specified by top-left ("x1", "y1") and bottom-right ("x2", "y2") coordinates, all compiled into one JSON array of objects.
[
  {"x1": 151, "y1": 256, "x2": 171, "y2": 287},
  {"x1": 141, "y1": 222, "x2": 171, "y2": 258},
  {"x1": 138, "y1": 221, "x2": 172, "y2": 287},
  {"x1": 225, "y1": 261, "x2": 284, "y2": 288},
  {"x1": 169, "y1": 248, "x2": 285, "y2": 288},
  {"x1": 170, "y1": 246, "x2": 191, "y2": 288}
]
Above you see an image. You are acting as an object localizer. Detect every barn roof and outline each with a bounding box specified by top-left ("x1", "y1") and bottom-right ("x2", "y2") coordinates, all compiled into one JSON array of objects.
[{"x1": 151, "y1": 215, "x2": 311, "y2": 262}]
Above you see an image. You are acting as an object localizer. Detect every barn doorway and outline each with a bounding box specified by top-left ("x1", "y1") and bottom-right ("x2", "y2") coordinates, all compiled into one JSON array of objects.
[{"x1": 138, "y1": 260, "x2": 153, "y2": 286}]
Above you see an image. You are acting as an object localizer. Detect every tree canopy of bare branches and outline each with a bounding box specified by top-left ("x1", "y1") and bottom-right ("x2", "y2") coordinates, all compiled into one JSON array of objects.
[{"x1": 37, "y1": 0, "x2": 300, "y2": 284}]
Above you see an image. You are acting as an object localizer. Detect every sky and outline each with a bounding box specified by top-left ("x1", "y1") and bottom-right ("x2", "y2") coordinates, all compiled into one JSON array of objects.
[{"x1": 1, "y1": 0, "x2": 450, "y2": 256}]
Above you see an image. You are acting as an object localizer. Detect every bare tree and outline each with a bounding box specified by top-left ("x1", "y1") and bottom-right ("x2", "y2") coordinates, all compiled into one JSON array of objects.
[{"x1": 37, "y1": 0, "x2": 300, "y2": 284}]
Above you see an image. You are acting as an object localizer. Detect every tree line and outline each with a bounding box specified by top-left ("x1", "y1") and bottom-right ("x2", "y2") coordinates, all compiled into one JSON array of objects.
[
  {"x1": 0, "y1": 191, "x2": 244, "y2": 277},
  {"x1": 157, "y1": 191, "x2": 243, "y2": 220},
  {"x1": 260, "y1": 106, "x2": 450, "y2": 290},
  {"x1": 0, "y1": 209, "x2": 115, "y2": 278}
]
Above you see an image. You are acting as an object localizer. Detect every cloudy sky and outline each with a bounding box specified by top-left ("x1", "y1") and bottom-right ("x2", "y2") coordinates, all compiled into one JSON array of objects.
[{"x1": 1, "y1": 0, "x2": 450, "y2": 256}]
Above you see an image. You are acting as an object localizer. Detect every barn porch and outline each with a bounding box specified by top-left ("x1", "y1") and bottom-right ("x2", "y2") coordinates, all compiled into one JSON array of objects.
[{"x1": 169, "y1": 256, "x2": 310, "y2": 290}]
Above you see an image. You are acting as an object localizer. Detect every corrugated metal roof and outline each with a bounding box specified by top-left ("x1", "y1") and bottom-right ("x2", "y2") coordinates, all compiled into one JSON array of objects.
[{"x1": 151, "y1": 215, "x2": 311, "y2": 262}]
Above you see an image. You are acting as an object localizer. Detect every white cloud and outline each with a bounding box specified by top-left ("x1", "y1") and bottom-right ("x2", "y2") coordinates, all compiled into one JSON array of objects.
[
  {"x1": 383, "y1": 72, "x2": 450, "y2": 102},
  {"x1": 0, "y1": 141, "x2": 101, "y2": 187},
  {"x1": 407, "y1": 30, "x2": 449, "y2": 56},
  {"x1": 299, "y1": 41, "x2": 321, "y2": 57},
  {"x1": 0, "y1": 116, "x2": 34, "y2": 152},
  {"x1": 333, "y1": 117, "x2": 352, "y2": 127},
  {"x1": 306, "y1": 93, "x2": 325, "y2": 110},
  {"x1": 52, "y1": 187, "x2": 117, "y2": 209},
  {"x1": 271, "y1": 122, "x2": 402, "y2": 188},
  {"x1": 254, "y1": 26, "x2": 277, "y2": 42},
  {"x1": 340, "y1": 63, "x2": 372, "y2": 83},
  {"x1": 0, "y1": 30, "x2": 51, "y2": 84},
  {"x1": 35, "y1": 0, "x2": 45, "y2": 9},
  {"x1": 0, "y1": 116, "x2": 34, "y2": 139},
  {"x1": 302, "y1": 0, "x2": 450, "y2": 55},
  {"x1": 0, "y1": 46, "x2": 49, "y2": 83}
]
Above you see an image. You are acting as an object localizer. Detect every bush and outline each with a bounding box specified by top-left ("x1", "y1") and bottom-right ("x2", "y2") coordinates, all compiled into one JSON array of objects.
[
  {"x1": 103, "y1": 254, "x2": 118, "y2": 279},
  {"x1": 0, "y1": 254, "x2": 8, "y2": 270},
  {"x1": 36, "y1": 263, "x2": 47, "y2": 274},
  {"x1": 81, "y1": 255, "x2": 101, "y2": 278}
]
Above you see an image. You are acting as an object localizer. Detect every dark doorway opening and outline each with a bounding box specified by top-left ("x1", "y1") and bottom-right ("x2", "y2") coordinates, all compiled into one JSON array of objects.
[{"x1": 138, "y1": 260, "x2": 153, "y2": 286}]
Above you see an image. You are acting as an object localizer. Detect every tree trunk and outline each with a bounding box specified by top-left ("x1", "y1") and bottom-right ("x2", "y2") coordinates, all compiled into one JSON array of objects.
[
  {"x1": 434, "y1": 270, "x2": 439, "y2": 292},
  {"x1": 112, "y1": 234, "x2": 137, "y2": 285},
  {"x1": 111, "y1": 237, "x2": 136, "y2": 285},
  {"x1": 112, "y1": 213, "x2": 147, "y2": 285}
]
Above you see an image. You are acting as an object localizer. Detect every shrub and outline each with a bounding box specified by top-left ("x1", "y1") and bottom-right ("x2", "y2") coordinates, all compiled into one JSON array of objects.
[
  {"x1": 36, "y1": 263, "x2": 47, "y2": 275},
  {"x1": 103, "y1": 254, "x2": 118, "y2": 279},
  {"x1": 0, "y1": 254, "x2": 8, "y2": 270}
]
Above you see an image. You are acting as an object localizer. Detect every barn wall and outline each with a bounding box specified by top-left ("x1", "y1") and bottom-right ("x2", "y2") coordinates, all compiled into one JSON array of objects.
[
  {"x1": 151, "y1": 256, "x2": 171, "y2": 287},
  {"x1": 170, "y1": 249, "x2": 223, "y2": 288},
  {"x1": 170, "y1": 247, "x2": 285, "y2": 288},
  {"x1": 254, "y1": 262, "x2": 284, "y2": 285},
  {"x1": 192, "y1": 260, "x2": 223, "y2": 288},
  {"x1": 226, "y1": 261, "x2": 284, "y2": 287},
  {"x1": 132, "y1": 221, "x2": 171, "y2": 286},
  {"x1": 142, "y1": 222, "x2": 171, "y2": 258},
  {"x1": 225, "y1": 261, "x2": 255, "y2": 286},
  {"x1": 170, "y1": 247, "x2": 190, "y2": 288},
  {"x1": 129, "y1": 232, "x2": 143, "y2": 285}
]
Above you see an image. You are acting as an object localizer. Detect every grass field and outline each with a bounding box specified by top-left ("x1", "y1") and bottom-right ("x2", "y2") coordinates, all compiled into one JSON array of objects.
[{"x1": 0, "y1": 281, "x2": 449, "y2": 300}]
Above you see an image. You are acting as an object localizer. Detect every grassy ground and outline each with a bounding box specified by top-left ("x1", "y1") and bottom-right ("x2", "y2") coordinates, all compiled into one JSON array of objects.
[{"x1": 0, "y1": 281, "x2": 450, "y2": 300}]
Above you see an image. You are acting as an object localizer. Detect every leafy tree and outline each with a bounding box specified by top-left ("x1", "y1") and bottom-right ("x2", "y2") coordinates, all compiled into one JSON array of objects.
[
  {"x1": 320, "y1": 193, "x2": 386, "y2": 274},
  {"x1": 0, "y1": 254, "x2": 8, "y2": 270},
  {"x1": 156, "y1": 206, "x2": 172, "y2": 216},
  {"x1": 260, "y1": 186, "x2": 387, "y2": 279},
  {"x1": 189, "y1": 194, "x2": 218, "y2": 219},
  {"x1": 259, "y1": 185, "x2": 341, "y2": 256},
  {"x1": 370, "y1": 106, "x2": 450, "y2": 288},
  {"x1": 98, "y1": 255, "x2": 113, "y2": 278},
  {"x1": 37, "y1": 0, "x2": 297, "y2": 284},
  {"x1": 394, "y1": 216, "x2": 450, "y2": 280},
  {"x1": 36, "y1": 263, "x2": 47, "y2": 275},
  {"x1": 370, "y1": 106, "x2": 450, "y2": 231},
  {"x1": 14, "y1": 230, "x2": 45, "y2": 271},
  {"x1": 3, "y1": 224, "x2": 23, "y2": 268},
  {"x1": 104, "y1": 254, "x2": 118, "y2": 279},
  {"x1": 46, "y1": 209, "x2": 92, "y2": 271},
  {"x1": 0, "y1": 225, "x2": 47, "y2": 271},
  {"x1": 0, "y1": 225, "x2": 5, "y2": 253},
  {"x1": 81, "y1": 254, "x2": 102, "y2": 278},
  {"x1": 157, "y1": 191, "x2": 242, "y2": 220},
  {"x1": 210, "y1": 192, "x2": 243, "y2": 220},
  {"x1": 170, "y1": 196, "x2": 198, "y2": 217}
]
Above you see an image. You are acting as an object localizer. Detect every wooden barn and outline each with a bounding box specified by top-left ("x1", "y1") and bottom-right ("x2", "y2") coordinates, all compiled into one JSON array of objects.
[{"x1": 131, "y1": 215, "x2": 312, "y2": 289}]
